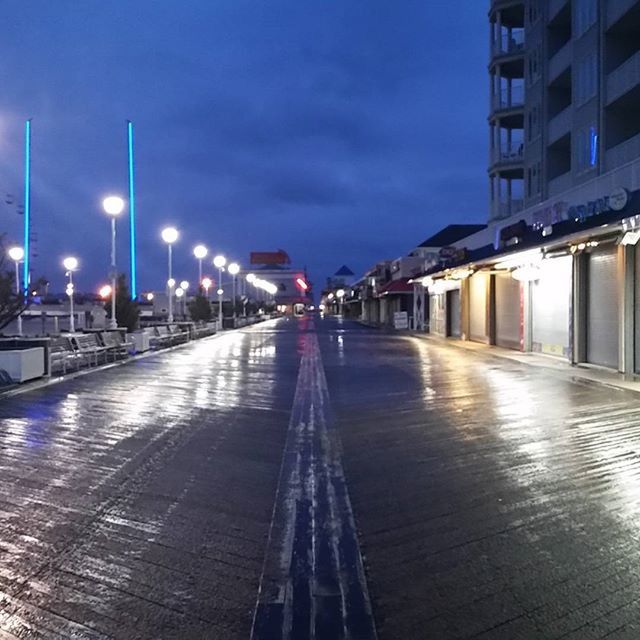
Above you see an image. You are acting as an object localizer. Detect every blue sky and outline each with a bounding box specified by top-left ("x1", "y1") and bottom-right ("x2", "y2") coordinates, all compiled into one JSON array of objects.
[{"x1": 0, "y1": 0, "x2": 488, "y2": 293}]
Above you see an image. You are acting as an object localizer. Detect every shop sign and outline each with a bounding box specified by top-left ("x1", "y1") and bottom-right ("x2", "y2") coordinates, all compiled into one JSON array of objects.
[
  {"x1": 532, "y1": 188, "x2": 630, "y2": 229},
  {"x1": 393, "y1": 311, "x2": 409, "y2": 330},
  {"x1": 439, "y1": 246, "x2": 456, "y2": 259}
]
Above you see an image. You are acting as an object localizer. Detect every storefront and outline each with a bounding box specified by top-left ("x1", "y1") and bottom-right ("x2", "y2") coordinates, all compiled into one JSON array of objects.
[
  {"x1": 494, "y1": 272, "x2": 521, "y2": 350},
  {"x1": 586, "y1": 244, "x2": 619, "y2": 369},
  {"x1": 531, "y1": 255, "x2": 572, "y2": 358},
  {"x1": 447, "y1": 288, "x2": 461, "y2": 337},
  {"x1": 469, "y1": 271, "x2": 489, "y2": 343},
  {"x1": 429, "y1": 293, "x2": 446, "y2": 336}
]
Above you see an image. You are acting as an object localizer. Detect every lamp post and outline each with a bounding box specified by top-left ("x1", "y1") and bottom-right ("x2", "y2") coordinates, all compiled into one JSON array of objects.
[
  {"x1": 228, "y1": 262, "x2": 240, "y2": 320},
  {"x1": 63, "y1": 256, "x2": 78, "y2": 332},
  {"x1": 193, "y1": 245, "x2": 207, "y2": 288},
  {"x1": 175, "y1": 287, "x2": 184, "y2": 318},
  {"x1": 246, "y1": 273, "x2": 256, "y2": 316},
  {"x1": 213, "y1": 255, "x2": 226, "y2": 326},
  {"x1": 180, "y1": 281, "x2": 189, "y2": 318},
  {"x1": 336, "y1": 288, "x2": 345, "y2": 316},
  {"x1": 8, "y1": 246, "x2": 24, "y2": 335},
  {"x1": 102, "y1": 196, "x2": 125, "y2": 329},
  {"x1": 161, "y1": 227, "x2": 179, "y2": 322}
]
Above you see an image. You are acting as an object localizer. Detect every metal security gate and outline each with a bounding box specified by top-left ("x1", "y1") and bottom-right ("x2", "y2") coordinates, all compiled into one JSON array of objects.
[
  {"x1": 531, "y1": 256, "x2": 572, "y2": 358},
  {"x1": 587, "y1": 246, "x2": 619, "y2": 369},
  {"x1": 447, "y1": 288, "x2": 461, "y2": 337},
  {"x1": 495, "y1": 273, "x2": 521, "y2": 350},
  {"x1": 469, "y1": 272, "x2": 487, "y2": 343}
]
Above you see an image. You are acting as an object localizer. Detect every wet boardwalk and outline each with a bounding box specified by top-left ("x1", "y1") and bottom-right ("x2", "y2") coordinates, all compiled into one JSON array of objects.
[{"x1": 2, "y1": 316, "x2": 640, "y2": 639}]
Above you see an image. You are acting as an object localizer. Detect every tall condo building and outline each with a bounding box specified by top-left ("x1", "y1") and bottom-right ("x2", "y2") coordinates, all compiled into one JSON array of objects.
[{"x1": 489, "y1": 0, "x2": 640, "y2": 223}]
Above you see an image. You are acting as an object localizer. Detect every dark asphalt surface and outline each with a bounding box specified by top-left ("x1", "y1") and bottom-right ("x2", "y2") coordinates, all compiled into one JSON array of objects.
[{"x1": 2, "y1": 316, "x2": 640, "y2": 639}]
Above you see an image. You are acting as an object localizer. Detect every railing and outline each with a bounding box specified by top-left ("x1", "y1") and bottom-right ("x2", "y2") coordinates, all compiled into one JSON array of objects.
[
  {"x1": 493, "y1": 85, "x2": 524, "y2": 111},
  {"x1": 607, "y1": 48, "x2": 640, "y2": 105},
  {"x1": 492, "y1": 142, "x2": 524, "y2": 165},
  {"x1": 492, "y1": 29, "x2": 525, "y2": 57},
  {"x1": 493, "y1": 199, "x2": 524, "y2": 220}
]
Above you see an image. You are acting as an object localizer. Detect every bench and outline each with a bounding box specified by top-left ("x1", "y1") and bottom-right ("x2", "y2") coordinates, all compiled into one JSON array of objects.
[
  {"x1": 168, "y1": 324, "x2": 189, "y2": 344},
  {"x1": 149, "y1": 325, "x2": 174, "y2": 350},
  {"x1": 49, "y1": 336, "x2": 78, "y2": 374},
  {"x1": 71, "y1": 333, "x2": 109, "y2": 367},
  {"x1": 99, "y1": 331, "x2": 133, "y2": 361}
]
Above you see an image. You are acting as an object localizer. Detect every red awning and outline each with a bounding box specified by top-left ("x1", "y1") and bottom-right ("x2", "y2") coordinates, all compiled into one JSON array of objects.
[{"x1": 377, "y1": 278, "x2": 414, "y2": 296}]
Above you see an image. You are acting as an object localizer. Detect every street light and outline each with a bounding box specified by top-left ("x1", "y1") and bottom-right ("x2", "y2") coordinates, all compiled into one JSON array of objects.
[
  {"x1": 8, "y1": 246, "x2": 24, "y2": 335},
  {"x1": 99, "y1": 284, "x2": 112, "y2": 299},
  {"x1": 63, "y1": 256, "x2": 78, "y2": 332},
  {"x1": 213, "y1": 255, "x2": 226, "y2": 325},
  {"x1": 102, "y1": 195, "x2": 125, "y2": 329},
  {"x1": 201, "y1": 277, "x2": 212, "y2": 300},
  {"x1": 228, "y1": 262, "x2": 240, "y2": 320},
  {"x1": 161, "y1": 227, "x2": 179, "y2": 321},
  {"x1": 336, "y1": 288, "x2": 345, "y2": 316},
  {"x1": 193, "y1": 244, "x2": 208, "y2": 286}
]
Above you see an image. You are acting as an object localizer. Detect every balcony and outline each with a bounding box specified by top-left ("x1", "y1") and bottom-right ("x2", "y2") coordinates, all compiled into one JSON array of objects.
[
  {"x1": 492, "y1": 199, "x2": 524, "y2": 221},
  {"x1": 492, "y1": 85, "x2": 524, "y2": 113},
  {"x1": 548, "y1": 171, "x2": 573, "y2": 197},
  {"x1": 548, "y1": 41, "x2": 572, "y2": 84},
  {"x1": 607, "y1": 0, "x2": 640, "y2": 29},
  {"x1": 548, "y1": 106, "x2": 572, "y2": 144},
  {"x1": 490, "y1": 142, "x2": 524, "y2": 173},
  {"x1": 605, "y1": 130, "x2": 640, "y2": 171},
  {"x1": 492, "y1": 29, "x2": 524, "y2": 58},
  {"x1": 607, "y1": 49, "x2": 640, "y2": 105}
]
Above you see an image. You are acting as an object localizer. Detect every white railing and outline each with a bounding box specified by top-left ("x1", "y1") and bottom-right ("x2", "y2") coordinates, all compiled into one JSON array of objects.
[{"x1": 493, "y1": 142, "x2": 524, "y2": 164}]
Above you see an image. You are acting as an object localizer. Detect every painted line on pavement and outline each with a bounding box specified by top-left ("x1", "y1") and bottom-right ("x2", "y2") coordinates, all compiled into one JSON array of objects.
[{"x1": 251, "y1": 325, "x2": 377, "y2": 640}]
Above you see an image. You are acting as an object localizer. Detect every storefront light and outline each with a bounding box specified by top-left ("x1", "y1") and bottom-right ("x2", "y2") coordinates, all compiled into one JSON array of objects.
[
  {"x1": 621, "y1": 231, "x2": 640, "y2": 246},
  {"x1": 421, "y1": 276, "x2": 433, "y2": 288},
  {"x1": 450, "y1": 268, "x2": 473, "y2": 280},
  {"x1": 512, "y1": 265, "x2": 541, "y2": 282},
  {"x1": 494, "y1": 249, "x2": 542, "y2": 271}
]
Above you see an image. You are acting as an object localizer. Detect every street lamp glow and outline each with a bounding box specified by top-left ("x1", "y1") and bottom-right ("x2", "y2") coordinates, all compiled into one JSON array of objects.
[
  {"x1": 167, "y1": 278, "x2": 175, "y2": 288},
  {"x1": 217, "y1": 288, "x2": 223, "y2": 295},
  {"x1": 328, "y1": 293, "x2": 334, "y2": 300},
  {"x1": 193, "y1": 244, "x2": 207, "y2": 259},
  {"x1": 63, "y1": 256, "x2": 78, "y2": 272},
  {"x1": 336, "y1": 289, "x2": 345, "y2": 299},
  {"x1": 102, "y1": 196, "x2": 125, "y2": 216},
  {"x1": 175, "y1": 287, "x2": 184, "y2": 298},
  {"x1": 228, "y1": 262, "x2": 240, "y2": 275},
  {"x1": 202, "y1": 277, "x2": 212, "y2": 290},
  {"x1": 180, "y1": 280, "x2": 189, "y2": 290},
  {"x1": 99, "y1": 285, "x2": 112, "y2": 299},
  {"x1": 8, "y1": 247, "x2": 24, "y2": 262},
  {"x1": 213, "y1": 255, "x2": 226, "y2": 269},
  {"x1": 161, "y1": 227, "x2": 179, "y2": 244},
  {"x1": 146, "y1": 292, "x2": 154, "y2": 301},
  {"x1": 246, "y1": 273, "x2": 256, "y2": 283}
]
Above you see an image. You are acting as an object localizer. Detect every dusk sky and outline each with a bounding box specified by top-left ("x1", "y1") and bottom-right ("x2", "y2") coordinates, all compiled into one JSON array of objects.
[{"x1": 0, "y1": 1, "x2": 488, "y2": 294}]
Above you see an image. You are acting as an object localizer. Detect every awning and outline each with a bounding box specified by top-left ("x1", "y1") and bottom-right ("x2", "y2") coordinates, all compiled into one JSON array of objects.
[{"x1": 377, "y1": 278, "x2": 414, "y2": 296}]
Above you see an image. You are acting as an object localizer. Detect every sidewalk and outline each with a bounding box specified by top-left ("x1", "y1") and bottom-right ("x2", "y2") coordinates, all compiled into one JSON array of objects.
[{"x1": 412, "y1": 331, "x2": 640, "y2": 396}]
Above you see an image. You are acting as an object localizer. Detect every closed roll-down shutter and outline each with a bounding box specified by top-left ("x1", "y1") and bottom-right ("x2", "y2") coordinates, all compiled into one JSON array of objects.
[
  {"x1": 532, "y1": 256, "x2": 572, "y2": 358},
  {"x1": 495, "y1": 273, "x2": 521, "y2": 350},
  {"x1": 469, "y1": 273, "x2": 487, "y2": 342},
  {"x1": 587, "y1": 247, "x2": 619, "y2": 369},
  {"x1": 448, "y1": 289, "x2": 461, "y2": 337}
]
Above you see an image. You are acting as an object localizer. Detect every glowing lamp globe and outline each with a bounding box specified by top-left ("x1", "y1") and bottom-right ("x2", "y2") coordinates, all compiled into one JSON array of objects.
[
  {"x1": 102, "y1": 196, "x2": 125, "y2": 216},
  {"x1": 63, "y1": 257, "x2": 78, "y2": 272},
  {"x1": 213, "y1": 255, "x2": 226, "y2": 269},
  {"x1": 193, "y1": 245, "x2": 208, "y2": 259},
  {"x1": 8, "y1": 247, "x2": 24, "y2": 262},
  {"x1": 161, "y1": 227, "x2": 179, "y2": 244},
  {"x1": 228, "y1": 262, "x2": 240, "y2": 276}
]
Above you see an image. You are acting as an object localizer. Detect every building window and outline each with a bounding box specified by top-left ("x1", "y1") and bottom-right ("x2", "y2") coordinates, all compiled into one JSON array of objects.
[
  {"x1": 574, "y1": 0, "x2": 597, "y2": 38},
  {"x1": 575, "y1": 53, "x2": 597, "y2": 105},
  {"x1": 576, "y1": 125, "x2": 598, "y2": 172}
]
